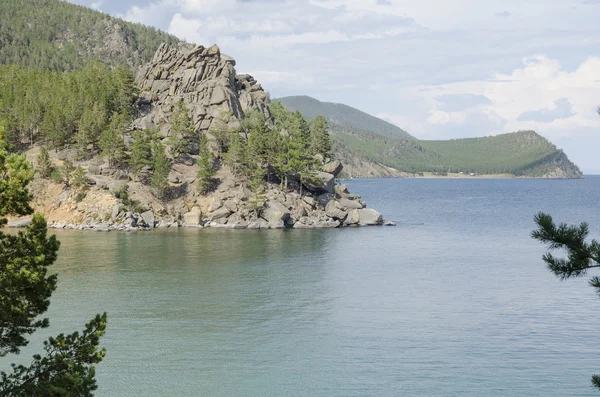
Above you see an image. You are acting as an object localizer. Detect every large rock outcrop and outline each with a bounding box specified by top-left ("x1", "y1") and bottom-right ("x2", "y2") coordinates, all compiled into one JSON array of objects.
[{"x1": 135, "y1": 43, "x2": 270, "y2": 136}]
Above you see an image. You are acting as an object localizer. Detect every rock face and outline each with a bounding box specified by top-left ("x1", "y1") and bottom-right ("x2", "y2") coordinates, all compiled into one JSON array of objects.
[
  {"x1": 135, "y1": 43, "x2": 270, "y2": 137},
  {"x1": 10, "y1": 43, "x2": 393, "y2": 233}
]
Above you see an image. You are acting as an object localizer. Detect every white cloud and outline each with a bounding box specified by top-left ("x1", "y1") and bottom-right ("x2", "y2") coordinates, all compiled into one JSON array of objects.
[{"x1": 110, "y1": 0, "x2": 600, "y2": 171}]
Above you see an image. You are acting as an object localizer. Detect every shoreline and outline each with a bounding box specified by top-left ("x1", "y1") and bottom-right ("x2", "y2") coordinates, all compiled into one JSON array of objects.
[{"x1": 342, "y1": 172, "x2": 584, "y2": 180}]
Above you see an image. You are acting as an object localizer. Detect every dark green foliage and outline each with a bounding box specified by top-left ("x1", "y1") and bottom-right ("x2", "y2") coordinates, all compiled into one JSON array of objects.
[
  {"x1": 222, "y1": 106, "x2": 321, "y2": 193},
  {"x1": 0, "y1": 63, "x2": 138, "y2": 151},
  {"x1": 224, "y1": 132, "x2": 251, "y2": 178},
  {"x1": 151, "y1": 140, "x2": 170, "y2": 197},
  {"x1": 113, "y1": 184, "x2": 141, "y2": 212},
  {"x1": 168, "y1": 102, "x2": 195, "y2": 161},
  {"x1": 61, "y1": 158, "x2": 74, "y2": 187},
  {"x1": 0, "y1": 313, "x2": 107, "y2": 397},
  {"x1": 77, "y1": 102, "x2": 108, "y2": 153},
  {"x1": 130, "y1": 129, "x2": 155, "y2": 174},
  {"x1": 532, "y1": 213, "x2": 600, "y2": 390},
  {"x1": 0, "y1": 213, "x2": 58, "y2": 356},
  {"x1": 35, "y1": 146, "x2": 53, "y2": 179},
  {"x1": 100, "y1": 112, "x2": 129, "y2": 168},
  {"x1": 0, "y1": 0, "x2": 182, "y2": 72},
  {"x1": 196, "y1": 134, "x2": 216, "y2": 194},
  {"x1": 278, "y1": 97, "x2": 582, "y2": 177},
  {"x1": 72, "y1": 165, "x2": 88, "y2": 187},
  {"x1": 309, "y1": 115, "x2": 332, "y2": 160},
  {"x1": 1, "y1": 135, "x2": 106, "y2": 395},
  {"x1": 75, "y1": 192, "x2": 87, "y2": 203},
  {"x1": 277, "y1": 96, "x2": 411, "y2": 139},
  {"x1": 0, "y1": 138, "x2": 33, "y2": 221}
]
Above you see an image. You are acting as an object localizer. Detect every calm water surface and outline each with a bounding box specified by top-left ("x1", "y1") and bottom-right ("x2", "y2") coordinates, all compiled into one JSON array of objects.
[{"x1": 5, "y1": 176, "x2": 600, "y2": 396}]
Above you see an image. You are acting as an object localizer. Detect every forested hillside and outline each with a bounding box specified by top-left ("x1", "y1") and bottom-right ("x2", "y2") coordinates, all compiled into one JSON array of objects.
[
  {"x1": 277, "y1": 96, "x2": 413, "y2": 140},
  {"x1": 278, "y1": 96, "x2": 582, "y2": 178},
  {"x1": 0, "y1": 0, "x2": 182, "y2": 71}
]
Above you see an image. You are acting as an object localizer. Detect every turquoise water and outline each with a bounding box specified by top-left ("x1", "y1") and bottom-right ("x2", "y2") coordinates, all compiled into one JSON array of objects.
[{"x1": 4, "y1": 177, "x2": 600, "y2": 396}]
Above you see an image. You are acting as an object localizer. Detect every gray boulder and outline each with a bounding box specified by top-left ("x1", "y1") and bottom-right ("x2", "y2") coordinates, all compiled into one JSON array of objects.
[
  {"x1": 208, "y1": 206, "x2": 234, "y2": 221},
  {"x1": 357, "y1": 209, "x2": 383, "y2": 226},
  {"x1": 183, "y1": 210, "x2": 202, "y2": 226},
  {"x1": 344, "y1": 210, "x2": 360, "y2": 226},
  {"x1": 314, "y1": 218, "x2": 341, "y2": 228},
  {"x1": 140, "y1": 211, "x2": 155, "y2": 228},
  {"x1": 322, "y1": 160, "x2": 343, "y2": 177},
  {"x1": 261, "y1": 200, "x2": 291, "y2": 229},
  {"x1": 247, "y1": 219, "x2": 269, "y2": 230},
  {"x1": 340, "y1": 198, "x2": 364, "y2": 210},
  {"x1": 306, "y1": 172, "x2": 335, "y2": 194},
  {"x1": 325, "y1": 200, "x2": 348, "y2": 221}
]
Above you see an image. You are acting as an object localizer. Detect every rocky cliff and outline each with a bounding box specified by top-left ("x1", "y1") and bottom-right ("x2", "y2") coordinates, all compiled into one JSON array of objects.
[
  {"x1": 8, "y1": 44, "x2": 393, "y2": 231},
  {"x1": 135, "y1": 43, "x2": 270, "y2": 136}
]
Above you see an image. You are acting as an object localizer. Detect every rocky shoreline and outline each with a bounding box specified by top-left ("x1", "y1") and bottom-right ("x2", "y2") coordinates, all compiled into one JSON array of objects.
[{"x1": 6, "y1": 179, "x2": 396, "y2": 232}]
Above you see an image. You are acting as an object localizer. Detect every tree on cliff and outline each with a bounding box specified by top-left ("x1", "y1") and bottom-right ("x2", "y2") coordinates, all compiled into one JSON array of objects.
[
  {"x1": 130, "y1": 129, "x2": 155, "y2": 175},
  {"x1": 532, "y1": 212, "x2": 600, "y2": 390},
  {"x1": 77, "y1": 102, "x2": 107, "y2": 154},
  {"x1": 35, "y1": 146, "x2": 53, "y2": 179},
  {"x1": 168, "y1": 102, "x2": 195, "y2": 162},
  {"x1": 196, "y1": 134, "x2": 216, "y2": 195},
  {"x1": 309, "y1": 115, "x2": 331, "y2": 161},
  {"x1": 100, "y1": 111, "x2": 129, "y2": 167},
  {"x1": 0, "y1": 132, "x2": 107, "y2": 396},
  {"x1": 151, "y1": 140, "x2": 171, "y2": 197}
]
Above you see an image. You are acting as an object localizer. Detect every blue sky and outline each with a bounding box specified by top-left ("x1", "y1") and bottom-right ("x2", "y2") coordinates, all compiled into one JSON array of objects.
[{"x1": 71, "y1": 0, "x2": 600, "y2": 173}]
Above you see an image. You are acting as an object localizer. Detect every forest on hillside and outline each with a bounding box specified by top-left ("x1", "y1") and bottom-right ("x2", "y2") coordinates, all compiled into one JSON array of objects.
[
  {"x1": 277, "y1": 97, "x2": 582, "y2": 177},
  {"x1": 331, "y1": 128, "x2": 568, "y2": 175},
  {"x1": 0, "y1": 0, "x2": 181, "y2": 71}
]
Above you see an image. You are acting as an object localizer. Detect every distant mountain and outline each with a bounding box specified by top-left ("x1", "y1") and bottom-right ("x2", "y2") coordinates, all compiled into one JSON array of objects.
[
  {"x1": 0, "y1": 0, "x2": 183, "y2": 71},
  {"x1": 277, "y1": 96, "x2": 413, "y2": 140},
  {"x1": 277, "y1": 96, "x2": 582, "y2": 179}
]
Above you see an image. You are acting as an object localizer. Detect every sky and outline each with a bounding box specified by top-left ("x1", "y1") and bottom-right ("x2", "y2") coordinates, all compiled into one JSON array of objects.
[{"x1": 71, "y1": 0, "x2": 600, "y2": 173}]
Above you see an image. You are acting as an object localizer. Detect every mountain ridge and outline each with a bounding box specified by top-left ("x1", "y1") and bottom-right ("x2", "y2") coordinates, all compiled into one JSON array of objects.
[{"x1": 277, "y1": 96, "x2": 582, "y2": 179}]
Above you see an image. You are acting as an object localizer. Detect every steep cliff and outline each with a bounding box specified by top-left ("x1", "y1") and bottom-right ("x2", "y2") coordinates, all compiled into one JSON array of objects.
[
  {"x1": 135, "y1": 43, "x2": 270, "y2": 135},
  {"x1": 8, "y1": 44, "x2": 392, "y2": 231}
]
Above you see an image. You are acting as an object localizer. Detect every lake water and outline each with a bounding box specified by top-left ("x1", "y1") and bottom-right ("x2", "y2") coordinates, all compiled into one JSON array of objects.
[{"x1": 4, "y1": 176, "x2": 600, "y2": 396}]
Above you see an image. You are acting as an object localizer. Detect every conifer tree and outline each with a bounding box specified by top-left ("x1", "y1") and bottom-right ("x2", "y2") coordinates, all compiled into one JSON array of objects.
[
  {"x1": 309, "y1": 115, "x2": 331, "y2": 161},
  {"x1": 61, "y1": 157, "x2": 74, "y2": 187},
  {"x1": 130, "y1": 129, "x2": 154, "y2": 175},
  {"x1": 196, "y1": 134, "x2": 216, "y2": 194},
  {"x1": 224, "y1": 132, "x2": 250, "y2": 178},
  {"x1": 77, "y1": 102, "x2": 107, "y2": 153},
  {"x1": 168, "y1": 102, "x2": 194, "y2": 161},
  {"x1": 72, "y1": 165, "x2": 88, "y2": 187},
  {"x1": 113, "y1": 67, "x2": 139, "y2": 117},
  {"x1": 151, "y1": 140, "x2": 170, "y2": 198},
  {"x1": 532, "y1": 212, "x2": 600, "y2": 390},
  {"x1": 0, "y1": 135, "x2": 106, "y2": 395},
  {"x1": 36, "y1": 146, "x2": 53, "y2": 179},
  {"x1": 99, "y1": 112, "x2": 129, "y2": 168}
]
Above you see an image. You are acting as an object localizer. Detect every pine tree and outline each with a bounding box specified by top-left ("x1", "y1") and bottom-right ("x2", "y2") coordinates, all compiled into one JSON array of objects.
[
  {"x1": 286, "y1": 123, "x2": 316, "y2": 195},
  {"x1": 0, "y1": 135, "x2": 106, "y2": 395},
  {"x1": 130, "y1": 129, "x2": 154, "y2": 175},
  {"x1": 151, "y1": 140, "x2": 170, "y2": 198},
  {"x1": 309, "y1": 115, "x2": 331, "y2": 161},
  {"x1": 36, "y1": 146, "x2": 53, "y2": 178},
  {"x1": 224, "y1": 132, "x2": 250, "y2": 178},
  {"x1": 77, "y1": 102, "x2": 107, "y2": 154},
  {"x1": 196, "y1": 134, "x2": 216, "y2": 194},
  {"x1": 99, "y1": 112, "x2": 129, "y2": 168},
  {"x1": 72, "y1": 165, "x2": 88, "y2": 187},
  {"x1": 113, "y1": 67, "x2": 139, "y2": 117},
  {"x1": 61, "y1": 157, "x2": 74, "y2": 187},
  {"x1": 532, "y1": 212, "x2": 600, "y2": 390},
  {"x1": 168, "y1": 102, "x2": 194, "y2": 161}
]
